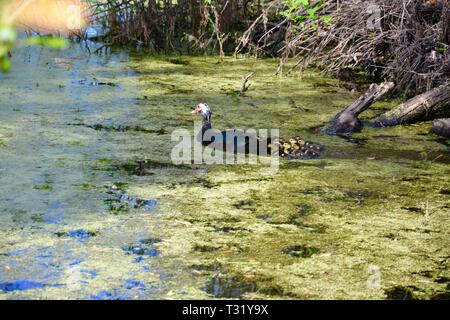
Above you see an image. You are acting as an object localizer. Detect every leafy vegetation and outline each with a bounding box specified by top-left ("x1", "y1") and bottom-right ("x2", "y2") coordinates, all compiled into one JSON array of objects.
[{"x1": 281, "y1": 0, "x2": 331, "y2": 28}]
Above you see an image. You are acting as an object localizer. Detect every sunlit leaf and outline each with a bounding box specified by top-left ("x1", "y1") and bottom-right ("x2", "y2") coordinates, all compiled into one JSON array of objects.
[
  {"x1": 0, "y1": 57, "x2": 10, "y2": 72},
  {"x1": 25, "y1": 36, "x2": 68, "y2": 49},
  {"x1": 42, "y1": 37, "x2": 69, "y2": 49},
  {"x1": 0, "y1": 24, "x2": 17, "y2": 43}
]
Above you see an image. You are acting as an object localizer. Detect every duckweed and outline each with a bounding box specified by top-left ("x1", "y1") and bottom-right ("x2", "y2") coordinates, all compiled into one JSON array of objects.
[{"x1": 0, "y1": 43, "x2": 448, "y2": 300}]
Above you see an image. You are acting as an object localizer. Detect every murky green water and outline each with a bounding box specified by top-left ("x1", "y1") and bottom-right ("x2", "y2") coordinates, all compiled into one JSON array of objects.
[{"x1": 0, "y1": 43, "x2": 449, "y2": 300}]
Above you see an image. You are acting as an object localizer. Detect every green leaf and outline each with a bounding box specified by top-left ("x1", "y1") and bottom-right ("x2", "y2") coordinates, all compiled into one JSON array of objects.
[
  {"x1": 0, "y1": 45, "x2": 8, "y2": 57},
  {"x1": 43, "y1": 37, "x2": 69, "y2": 49},
  {"x1": 0, "y1": 57, "x2": 10, "y2": 72},
  {"x1": 25, "y1": 37, "x2": 43, "y2": 46},
  {"x1": 306, "y1": 8, "x2": 318, "y2": 18},
  {"x1": 26, "y1": 36, "x2": 68, "y2": 49},
  {"x1": 321, "y1": 16, "x2": 333, "y2": 24},
  {"x1": 0, "y1": 24, "x2": 17, "y2": 44}
]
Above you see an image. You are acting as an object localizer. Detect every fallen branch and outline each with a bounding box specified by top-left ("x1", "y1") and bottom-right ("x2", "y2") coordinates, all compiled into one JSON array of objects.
[
  {"x1": 240, "y1": 72, "x2": 255, "y2": 96},
  {"x1": 325, "y1": 82, "x2": 395, "y2": 134},
  {"x1": 373, "y1": 85, "x2": 450, "y2": 127}
]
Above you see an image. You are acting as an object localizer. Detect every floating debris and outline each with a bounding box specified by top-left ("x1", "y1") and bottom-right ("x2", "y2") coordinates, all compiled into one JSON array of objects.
[
  {"x1": 402, "y1": 206, "x2": 425, "y2": 214},
  {"x1": 0, "y1": 280, "x2": 46, "y2": 292},
  {"x1": 105, "y1": 183, "x2": 158, "y2": 213},
  {"x1": 123, "y1": 279, "x2": 145, "y2": 290},
  {"x1": 191, "y1": 262, "x2": 222, "y2": 273},
  {"x1": 33, "y1": 184, "x2": 53, "y2": 191},
  {"x1": 385, "y1": 286, "x2": 415, "y2": 300},
  {"x1": 282, "y1": 245, "x2": 320, "y2": 258},
  {"x1": 80, "y1": 269, "x2": 97, "y2": 279},
  {"x1": 212, "y1": 226, "x2": 247, "y2": 233},
  {"x1": 296, "y1": 204, "x2": 314, "y2": 217},
  {"x1": 168, "y1": 58, "x2": 190, "y2": 65},
  {"x1": 91, "y1": 290, "x2": 130, "y2": 300},
  {"x1": 68, "y1": 123, "x2": 167, "y2": 135},
  {"x1": 91, "y1": 279, "x2": 146, "y2": 300},
  {"x1": 51, "y1": 58, "x2": 74, "y2": 69},
  {"x1": 118, "y1": 194, "x2": 158, "y2": 213},
  {"x1": 193, "y1": 244, "x2": 221, "y2": 253},
  {"x1": 56, "y1": 229, "x2": 98, "y2": 242},
  {"x1": 430, "y1": 292, "x2": 450, "y2": 300},
  {"x1": 72, "y1": 79, "x2": 117, "y2": 87},
  {"x1": 203, "y1": 275, "x2": 258, "y2": 299},
  {"x1": 123, "y1": 238, "x2": 161, "y2": 258}
]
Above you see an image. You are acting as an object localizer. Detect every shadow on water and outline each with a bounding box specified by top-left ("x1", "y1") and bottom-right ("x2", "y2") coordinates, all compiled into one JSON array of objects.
[
  {"x1": 385, "y1": 286, "x2": 416, "y2": 300},
  {"x1": 202, "y1": 273, "x2": 294, "y2": 299},
  {"x1": 0, "y1": 280, "x2": 51, "y2": 293},
  {"x1": 305, "y1": 123, "x2": 449, "y2": 164},
  {"x1": 385, "y1": 285, "x2": 450, "y2": 300},
  {"x1": 123, "y1": 238, "x2": 161, "y2": 258},
  {"x1": 323, "y1": 145, "x2": 450, "y2": 164},
  {"x1": 282, "y1": 245, "x2": 320, "y2": 258},
  {"x1": 91, "y1": 279, "x2": 147, "y2": 300},
  {"x1": 203, "y1": 275, "x2": 258, "y2": 299}
]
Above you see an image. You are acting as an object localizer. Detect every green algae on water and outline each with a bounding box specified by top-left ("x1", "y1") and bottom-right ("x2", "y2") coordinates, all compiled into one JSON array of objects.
[{"x1": 0, "y1": 46, "x2": 448, "y2": 300}]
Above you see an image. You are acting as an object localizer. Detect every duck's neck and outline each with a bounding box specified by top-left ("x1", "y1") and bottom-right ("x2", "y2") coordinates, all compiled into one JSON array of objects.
[
  {"x1": 202, "y1": 113, "x2": 212, "y2": 136},
  {"x1": 196, "y1": 113, "x2": 212, "y2": 144}
]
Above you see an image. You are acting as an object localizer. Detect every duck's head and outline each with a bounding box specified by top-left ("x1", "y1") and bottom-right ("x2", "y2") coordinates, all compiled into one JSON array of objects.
[{"x1": 192, "y1": 103, "x2": 212, "y2": 122}]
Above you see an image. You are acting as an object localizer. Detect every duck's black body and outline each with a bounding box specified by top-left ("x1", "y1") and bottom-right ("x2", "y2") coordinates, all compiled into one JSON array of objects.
[
  {"x1": 201, "y1": 129, "x2": 273, "y2": 155},
  {"x1": 192, "y1": 103, "x2": 322, "y2": 159},
  {"x1": 196, "y1": 104, "x2": 272, "y2": 156}
]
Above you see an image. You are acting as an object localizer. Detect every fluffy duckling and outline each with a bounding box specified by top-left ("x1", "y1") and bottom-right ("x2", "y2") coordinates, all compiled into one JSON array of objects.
[
  {"x1": 294, "y1": 136, "x2": 306, "y2": 147},
  {"x1": 271, "y1": 136, "x2": 323, "y2": 160},
  {"x1": 289, "y1": 138, "x2": 300, "y2": 150}
]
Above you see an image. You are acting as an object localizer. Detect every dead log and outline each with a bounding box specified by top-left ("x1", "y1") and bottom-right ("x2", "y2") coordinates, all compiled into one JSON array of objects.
[
  {"x1": 430, "y1": 118, "x2": 450, "y2": 138},
  {"x1": 374, "y1": 85, "x2": 450, "y2": 127},
  {"x1": 239, "y1": 72, "x2": 255, "y2": 96},
  {"x1": 325, "y1": 82, "x2": 395, "y2": 134}
]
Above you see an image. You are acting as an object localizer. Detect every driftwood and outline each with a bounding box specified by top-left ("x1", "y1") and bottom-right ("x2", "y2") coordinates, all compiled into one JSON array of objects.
[
  {"x1": 326, "y1": 82, "x2": 395, "y2": 134},
  {"x1": 374, "y1": 86, "x2": 450, "y2": 127},
  {"x1": 430, "y1": 118, "x2": 450, "y2": 138},
  {"x1": 239, "y1": 72, "x2": 255, "y2": 96}
]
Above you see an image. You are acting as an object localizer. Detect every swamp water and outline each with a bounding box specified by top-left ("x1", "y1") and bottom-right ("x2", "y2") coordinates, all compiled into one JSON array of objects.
[{"x1": 0, "y1": 43, "x2": 448, "y2": 299}]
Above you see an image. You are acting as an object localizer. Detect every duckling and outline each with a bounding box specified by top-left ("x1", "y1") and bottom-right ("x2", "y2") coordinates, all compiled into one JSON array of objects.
[
  {"x1": 289, "y1": 138, "x2": 300, "y2": 151},
  {"x1": 283, "y1": 141, "x2": 295, "y2": 156},
  {"x1": 278, "y1": 135, "x2": 323, "y2": 160},
  {"x1": 270, "y1": 138, "x2": 284, "y2": 157},
  {"x1": 294, "y1": 136, "x2": 306, "y2": 147}
]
